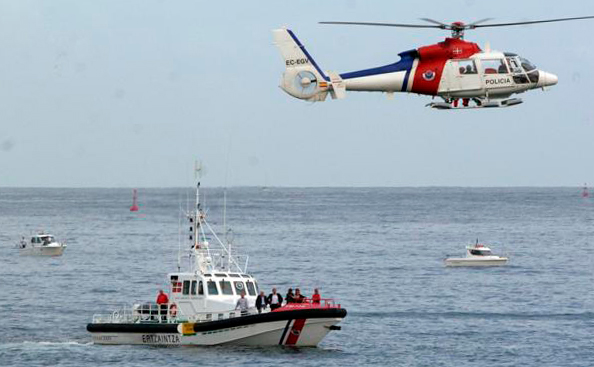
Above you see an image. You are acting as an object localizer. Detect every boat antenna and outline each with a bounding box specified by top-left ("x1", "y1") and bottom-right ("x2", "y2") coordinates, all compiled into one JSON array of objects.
[
  {"x1": 177, "y1": 195, "x2": 182, "y2": 272},
  {"x1": 224, "y1": 188, "x2": 229, "y2": 270},
  {"x1": 195, "y1": 160, "x2": 202, "y2": 251},
  {"x1": 223, "y1": 137, "x2": 232, "y2": 270}
]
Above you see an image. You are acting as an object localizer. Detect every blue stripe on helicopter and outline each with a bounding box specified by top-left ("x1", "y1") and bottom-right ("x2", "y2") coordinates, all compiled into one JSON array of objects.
[
  {"x1": 339, "y1": 50, "x2": 417, "y2": 92},
  {"x1": 287, "y1": 29, "x2": 330, "y2": 81}
]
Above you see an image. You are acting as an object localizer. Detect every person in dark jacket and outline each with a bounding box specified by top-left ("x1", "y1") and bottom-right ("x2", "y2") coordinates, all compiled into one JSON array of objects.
[
  {"x1": 255, "y1": 291, "x2": 268, "y2": 313},
  {"x1": 293, "y1": 288, "x2": 306, "y2": 303},
  {"x1": 267, "y1": 288, "x2": 283, "y2": 311},
  {"x1": 285, "y1": 288, "x2": 295, "y2": 304}
]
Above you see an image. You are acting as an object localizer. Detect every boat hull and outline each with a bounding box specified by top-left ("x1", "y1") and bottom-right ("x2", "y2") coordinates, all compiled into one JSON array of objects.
[
  {"x1": 88, "y1": 308, "x2": 346, "y2": 346},
  {"x1": 444, "y1": 258, "x2": 508, "y2": 267},
  {"x1": 19, "y1": 245, "x2": 66, "y2": 257}
]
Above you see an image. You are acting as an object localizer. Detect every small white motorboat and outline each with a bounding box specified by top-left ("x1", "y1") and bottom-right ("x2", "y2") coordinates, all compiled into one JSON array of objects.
[
  {"x1": 17, "y1": 233, "x2": 67, "y2": 256},
  {"x1": 444, "y1": 242, "x2": 508, "y2": 267}
]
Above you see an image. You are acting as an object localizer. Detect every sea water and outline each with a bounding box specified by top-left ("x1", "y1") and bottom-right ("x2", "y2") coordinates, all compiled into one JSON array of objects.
[{"x1": 0, "y1": 187, "x2": 593, "y2": 366}]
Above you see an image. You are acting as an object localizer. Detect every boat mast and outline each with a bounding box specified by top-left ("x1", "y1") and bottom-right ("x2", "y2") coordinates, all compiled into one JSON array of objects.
[{"x1": 177, "y1": 200, "x2": 182, "y2": 272}]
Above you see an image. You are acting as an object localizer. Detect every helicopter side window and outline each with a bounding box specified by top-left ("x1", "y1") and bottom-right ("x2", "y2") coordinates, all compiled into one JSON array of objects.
[
  {"x1": 513, "y1": 74, "x2": 529, "y2": 84},
  {"x1": 481, "y1": 59, "x2": 508, "y2": 74},
  {"x1": 457, "y1": 60, "x2": 477, "y2": 75}
]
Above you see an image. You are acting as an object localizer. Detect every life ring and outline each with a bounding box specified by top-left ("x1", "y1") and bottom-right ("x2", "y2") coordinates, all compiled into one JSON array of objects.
[{"x1": 170, "y1": 304, "x2": 177, "y2": 317}]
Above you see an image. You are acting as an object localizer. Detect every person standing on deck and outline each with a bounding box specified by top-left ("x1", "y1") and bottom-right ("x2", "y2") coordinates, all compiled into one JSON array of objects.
[
  {"x1": 267, "y1": 288, "x2": 283, "y2": 311},
  {"x1": 236, "y1": 291, "x2": 249, "y2": 316},
  {"x1": 312, "y1": 288, "x2": 321, "y2": 304},
  {"x1": 293, "y1": 288, "x2": 305, "y2": 303},
  {"x1": 156, "y1": 289, "x2": 169, "y2": 322},
  {"x1": 256, "y1": 291, "x2": 268, "y2": 313},
  {"x1": 285, "y1": 288, "x2": 295, "y2": 304}
]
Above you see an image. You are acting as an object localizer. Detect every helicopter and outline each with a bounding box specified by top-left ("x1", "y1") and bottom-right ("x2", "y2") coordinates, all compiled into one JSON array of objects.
[{"x1": 273, "y1": 16, "x2": 594, "y2": 109}]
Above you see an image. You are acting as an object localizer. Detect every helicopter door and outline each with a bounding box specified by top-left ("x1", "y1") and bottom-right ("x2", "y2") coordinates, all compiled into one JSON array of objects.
[
  {"x1": 447, "y1": 59, "x2": 481, "y2": 92},
  {"x1": 480, "y1": 59, "x2": 513, "y2": 89},
  {"x1": 506, "y1": 56, "x2": 529, "y2": 84}
]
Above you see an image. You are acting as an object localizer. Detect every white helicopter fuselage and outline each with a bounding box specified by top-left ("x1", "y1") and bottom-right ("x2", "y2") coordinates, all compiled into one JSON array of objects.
[{"x1": 273, "y1": 28, "x2": 558, "y2": 108}]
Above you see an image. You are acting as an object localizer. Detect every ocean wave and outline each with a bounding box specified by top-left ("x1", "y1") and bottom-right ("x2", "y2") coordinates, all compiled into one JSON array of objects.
[
  {"x1": 350, "y1": 310, "x2": 594, "y2": 320},
  {"x1": 20, "y1": 341, "x2": 93, "y2": 346}
]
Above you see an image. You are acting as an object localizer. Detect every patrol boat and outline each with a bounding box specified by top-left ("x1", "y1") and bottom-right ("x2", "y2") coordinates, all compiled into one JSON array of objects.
[
  {"x1": 17, "y1": 233, "x2": 66, "y2": 256},
  {"x1": 87, "y1": 178, "x2": 346, "y2": 346},
  {"x1": 444, "y1": 241, "x2": 508, "y2": 267}
]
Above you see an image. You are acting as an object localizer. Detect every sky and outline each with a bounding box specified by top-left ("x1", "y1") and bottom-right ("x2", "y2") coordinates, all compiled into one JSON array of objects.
[{"x1": 0, "y1": 0, "x2": 593, "y2": 187}]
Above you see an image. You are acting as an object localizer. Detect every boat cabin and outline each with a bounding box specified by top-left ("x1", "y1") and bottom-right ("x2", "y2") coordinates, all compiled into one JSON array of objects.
[
  {"x1": 31, "y1": 235, "x2": 56, "y2": 245},
  {"x1": 467, "y1": 245, "x2": 493, "y2": 257},
  {"x1": 168, "y1": 271, "x2": 260, "y2": 317}
]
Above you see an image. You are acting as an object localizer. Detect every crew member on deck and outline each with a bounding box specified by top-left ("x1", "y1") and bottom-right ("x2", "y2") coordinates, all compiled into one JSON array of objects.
[
  {"x1": 267, "y1": 288, "x2": 283, "y2": 311},
  {"x1": 312, "y1": 288, "x2": 321, "y2": 304},
  {"x1": 293, "y1": 288, "x2": 305, "y2": 303},
  {"x1": 235, "y1": 291, "x2": 249, "y2": 316},
  {"x1": 256, "y1": 291, "x2": 268, "y2": 313},
  {"x1": 156, "y1": 289, "x2": 169, "y2": 322},
  {"x1": 285, "y1": 288, "x2": 295, "y2": 304}
]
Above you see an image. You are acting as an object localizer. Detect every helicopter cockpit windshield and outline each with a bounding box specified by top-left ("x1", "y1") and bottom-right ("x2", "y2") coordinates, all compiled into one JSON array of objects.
[
  {"x1": 505, "y1": 53, "x2": 539, "y2": 84},
  {"x1": 520, "y1": 57, "x2": 536, "y2": 72}
]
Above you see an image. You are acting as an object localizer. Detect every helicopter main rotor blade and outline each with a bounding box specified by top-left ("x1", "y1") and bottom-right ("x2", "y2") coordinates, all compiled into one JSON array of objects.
[
  {"x1": 419, "y1": 18, "x2": 449, "y2": 27},
  {"x1": 473, "y1": 15, "x2": 594, "y2": 28},
  {"x1": 468, "y1": 18, "x2": 494, "y2": 27},
  {"x1": 319, "y1": 21, "x2": 443, "y2": 29}
]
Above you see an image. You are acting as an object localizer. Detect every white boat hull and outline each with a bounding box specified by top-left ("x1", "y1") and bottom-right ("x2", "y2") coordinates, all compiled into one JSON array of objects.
[
  {"x1": 445, "y1": 257, "x2": 508, "y2": 267},
  {"x1": 88, "y1": 309, "x2": 346, "y2": 346},
  {"x1": 19, "y1": 244, "x2": 66, "y2": 257}
]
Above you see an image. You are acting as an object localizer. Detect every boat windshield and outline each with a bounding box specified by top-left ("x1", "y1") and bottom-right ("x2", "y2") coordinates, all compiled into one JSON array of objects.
[{"x1": 470, "y1": 249, "x2": 492, "y2": 256}]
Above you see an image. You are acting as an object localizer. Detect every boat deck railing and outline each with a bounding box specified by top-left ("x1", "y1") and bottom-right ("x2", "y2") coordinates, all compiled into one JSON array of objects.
[
  {"x1": 92, "y1": 298, "x2": 342, "y2": 324},
  {"x1": 280, "y1": 298, "x2": 341, "y2": 310},
  {"x1": 91, "y1": 303, "x2": 264, "y2": 324}
]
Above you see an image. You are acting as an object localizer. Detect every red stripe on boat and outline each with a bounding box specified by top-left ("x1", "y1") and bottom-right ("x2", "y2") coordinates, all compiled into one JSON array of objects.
[{"x1": 284, "y1": 319, "x2": 306, "y2": 345}]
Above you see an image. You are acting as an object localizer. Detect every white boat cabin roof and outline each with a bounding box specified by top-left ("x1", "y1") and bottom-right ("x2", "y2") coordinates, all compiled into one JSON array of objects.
[{"x1": 466, "y1": 244, "x2": 491, "y2": 251}]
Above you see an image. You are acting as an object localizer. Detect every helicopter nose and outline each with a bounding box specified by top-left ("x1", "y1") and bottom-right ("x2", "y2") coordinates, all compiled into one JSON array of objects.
[{"x1": 537, "y1": 71, "x2": 558, "y2": 87}]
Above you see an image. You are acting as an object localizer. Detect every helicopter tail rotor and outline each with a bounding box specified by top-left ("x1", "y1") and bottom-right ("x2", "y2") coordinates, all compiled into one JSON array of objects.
[{"x1": 272, "y1": 28, "x2": 335, "y2": 102}]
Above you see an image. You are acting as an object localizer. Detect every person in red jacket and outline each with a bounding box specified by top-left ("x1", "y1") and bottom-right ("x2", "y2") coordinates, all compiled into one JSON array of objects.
[
  {"x1": 156, "y1": 289, "x2": 169, "y2": 321},
  {"x1": 312, "y1": 288, "x2": 321, "y2": 304}
]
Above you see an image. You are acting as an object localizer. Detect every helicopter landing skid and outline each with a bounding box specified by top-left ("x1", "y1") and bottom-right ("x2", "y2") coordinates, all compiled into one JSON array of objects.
[{"x1": 427, "y1": 98, "x2": 523, "y2": 110}]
